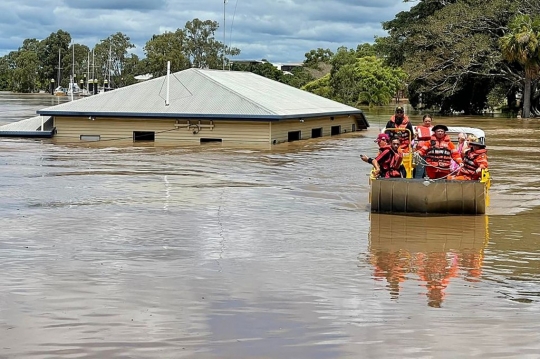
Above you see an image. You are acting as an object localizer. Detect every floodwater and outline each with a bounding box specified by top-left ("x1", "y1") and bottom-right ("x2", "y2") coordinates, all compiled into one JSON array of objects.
[{"x1": 1, "y1": 92, "x2": 540, "y2": 358}]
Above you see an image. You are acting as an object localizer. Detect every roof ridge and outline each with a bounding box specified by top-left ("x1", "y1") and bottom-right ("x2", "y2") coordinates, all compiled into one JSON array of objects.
[{"x1": 193, "y1": 69, "x2": 278, "y2": 116}]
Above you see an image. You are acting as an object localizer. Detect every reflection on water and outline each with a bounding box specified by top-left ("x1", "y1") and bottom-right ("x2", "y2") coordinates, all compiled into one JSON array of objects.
[{"x1": 369, "y1": 214, "x2": 488, "y2": 308}]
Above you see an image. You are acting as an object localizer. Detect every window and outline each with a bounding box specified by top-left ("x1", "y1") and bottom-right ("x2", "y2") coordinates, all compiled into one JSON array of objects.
[
  {"x1": 311, "y1": 128, "x2": 323, "y2": 138},
  {"x1": 331, "y1": 125, "x2": 341, "y2": 136},
  {"x1": 288, "y1": 130, "x2": 301, "y2": 142},
  {"x1": 80, "y1": 135, "x2": 100, "y2": 142},
  {"x1": 200, "y1": 138, "x2": 222, "y2": 143},
  {"x1": 133, "y1": 131, "x2": 155, "y2": 142}
]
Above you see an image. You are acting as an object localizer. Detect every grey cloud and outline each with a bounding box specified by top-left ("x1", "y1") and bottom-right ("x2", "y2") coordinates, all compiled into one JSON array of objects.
[
  {"x1": 61, "y1": 0, "x2": 166, "y2": 11},
  {"x1": 0, "y1": 0, "x2": 412, "y2": 62}
]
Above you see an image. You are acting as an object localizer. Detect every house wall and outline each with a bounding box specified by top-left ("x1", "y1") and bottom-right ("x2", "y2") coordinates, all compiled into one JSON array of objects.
[
  {"x1": 54, "y1": 117, "x2": 271, "y2": 144},
  {"x1": 270, "y1": 115, "x2": 358, "y2": 144},
  {"x1": 53, "y1": 114, "x2": 361, "y2": 145}
]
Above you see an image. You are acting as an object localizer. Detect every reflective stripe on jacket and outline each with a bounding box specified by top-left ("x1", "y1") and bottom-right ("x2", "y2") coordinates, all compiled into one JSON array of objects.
[
  {"x1": 375, "y1": 147, "x2": 403, "y2": 178},
  {"x1": 388, "y1": 115, "x2": 412, "y2": 149},
  {"x1": 459, "y1": 148, "x2": 488, "y2": 180},
  {"x1": 417, "y1": 135, "x2": 461, "y2": 170}
]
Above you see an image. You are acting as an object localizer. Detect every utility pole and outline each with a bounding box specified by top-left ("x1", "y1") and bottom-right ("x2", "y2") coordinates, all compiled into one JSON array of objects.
[{"x1": 223, "y1": 0, "x2": 226, "y2": 70}]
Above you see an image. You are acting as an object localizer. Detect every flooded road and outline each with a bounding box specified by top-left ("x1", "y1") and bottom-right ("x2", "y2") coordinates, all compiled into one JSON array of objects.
[{"x1": 1, "y1": 92, "x2": 540, "y2": 358}]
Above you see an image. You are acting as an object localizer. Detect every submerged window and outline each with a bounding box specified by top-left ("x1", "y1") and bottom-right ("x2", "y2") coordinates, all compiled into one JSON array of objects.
[
  {"x1": 133, "y1": 131, "x2": 155, "y2": 142},
  {"x1": 200, "y1": 138, "x2": 222, "y2": 143},
  {"x1": 331, "y1": 125, "x2": 341, "y2": 136},
  {"x1": 80, "y1": 135, "x2": 101, "y2": 141},
  {"x1": 311, "y1": 128, "x2": 323, "y2": 138},
  {"x1": 288, "y1": 130, "x2": 301, "y2": 142}
]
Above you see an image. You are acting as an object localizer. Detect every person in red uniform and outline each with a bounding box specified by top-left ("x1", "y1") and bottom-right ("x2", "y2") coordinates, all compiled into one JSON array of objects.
[
  {"x1": 361, "y1": 133, "x2": 390, "y2": 164},
  {"x1": 385, "y1": 106, "x2": 414, "y2": 152},
  {"x1": 416, "y1": 124, "x2": 462, "y2": 179},
  {"x1": 372, "y1": 138, "x2": 403, "y2": 178},
  {"x1": 415, "y1": 114, "x2": 433, "y2": 149},
  {"x1": 448, "y1": 141, "x2": 488, "y2": 180},
  {"x1": 413, "y1": 114, "x2": 434, "y2": 178}
]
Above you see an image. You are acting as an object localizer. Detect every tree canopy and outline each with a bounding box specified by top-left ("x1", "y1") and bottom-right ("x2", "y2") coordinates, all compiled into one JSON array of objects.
[{"x1": 378, "y1": 0, "x2": 540, "y2": 116}]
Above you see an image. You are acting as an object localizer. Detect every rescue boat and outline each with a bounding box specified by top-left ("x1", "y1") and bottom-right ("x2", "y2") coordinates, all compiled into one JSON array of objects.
[{"x1": 369, "y1": 126, "x2": 491, "y2": 215}]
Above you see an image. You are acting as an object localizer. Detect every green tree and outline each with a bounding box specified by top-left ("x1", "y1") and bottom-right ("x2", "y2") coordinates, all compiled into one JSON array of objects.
[
  {"x1": 65, "y1": 43, "x2": 91, "y2": 89},
  {"x1": 500, "y1": 14, "x2": 540, "y2": 118},
  {"x1": 38, "y1": 30, "x2": 72, "y2": 88},
  {"x1": 302, "y1": 50, "x2": 405, "y2": 107},
  {"x1": 0, "y1": 56, "x2": 9, "y2": 90},
  {"x1": 143, "y1": 30, "x2": 191, "y2": 77},
  {"x1": 356, "y1": 56, "x2": 407, "y2": 107},
  {"x1": 280, "y1": 67, "x2": 315, "y2": 88},
  {"x1": 302, "y1": 73, "x2": 332, "y2": 98},
  {"x1": 303, "y1": 48, "x2": 334, "y2": 69},
  {"x1": 121, "y1": 53, "x2": 142, "y2": 86},
  {"x1": 378, "y1": 0, "x2": 524, "y2": 114},
  {"x1": 355, "y1": 43, "x2": 376, "y2": 58},
  {"x1": 93, "y1": 32, "x2": 135, "y2": 88},
  {"x1": 10, "y1": 50, "x2": 40, "y2": 92},
  {"x1": 329, "y1": 47, "x2": 359, "y2": 104},
  {"x1": 184, "y1": 18, "x2": 240, "y2": 69}
]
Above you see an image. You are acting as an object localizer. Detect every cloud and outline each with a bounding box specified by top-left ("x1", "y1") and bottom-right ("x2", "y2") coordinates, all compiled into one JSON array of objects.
[
  {"x1": 60, "y1": 0, "x2": 167, "y2": 11},
  {"x1": 0, "y1": 0, "x2": 413, "y2": 62}
]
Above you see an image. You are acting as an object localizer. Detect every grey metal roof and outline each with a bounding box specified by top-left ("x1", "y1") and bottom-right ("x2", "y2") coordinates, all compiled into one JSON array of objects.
[{"x1": 37, "y1": 68, "x2": 367, "y2": 124}]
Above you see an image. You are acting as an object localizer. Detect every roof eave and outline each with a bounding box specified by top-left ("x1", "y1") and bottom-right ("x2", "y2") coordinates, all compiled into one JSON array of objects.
[{"x1": 36, "y1": 110, "x2": 366, "y2": 123}]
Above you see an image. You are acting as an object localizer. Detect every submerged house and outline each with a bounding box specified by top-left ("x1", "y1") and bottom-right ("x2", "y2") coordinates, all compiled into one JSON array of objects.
[{"x1": 37, "y1": 68, "x2": 369, "y2": 145}]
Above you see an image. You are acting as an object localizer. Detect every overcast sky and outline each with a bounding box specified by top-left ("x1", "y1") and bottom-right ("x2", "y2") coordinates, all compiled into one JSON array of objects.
[{"x1": 0, "y1": 0, "x2": 412, "y2": 63}]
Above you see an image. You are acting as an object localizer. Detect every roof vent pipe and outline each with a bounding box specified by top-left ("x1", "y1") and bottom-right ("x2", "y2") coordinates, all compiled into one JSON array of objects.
[{"x1": 166, "y1": 61, "x2": 170, "y2": 106}]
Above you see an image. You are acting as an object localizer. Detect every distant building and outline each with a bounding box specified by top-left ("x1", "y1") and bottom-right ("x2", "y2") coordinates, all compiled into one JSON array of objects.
[
  {"x1": 278, "y1": 63, "x2": 304, "y2": 72},
  {"x1": 229, "y1": 60, "x2": 267, "y2": 67},
  {"x1": 37, "y1": 68, "x2": 369, "y2": 145}
]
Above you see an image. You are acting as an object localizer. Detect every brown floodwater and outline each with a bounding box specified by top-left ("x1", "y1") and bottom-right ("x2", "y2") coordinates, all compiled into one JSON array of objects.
[{"x1": 1, "y1": 92, "x2": 540, "y2": 358}]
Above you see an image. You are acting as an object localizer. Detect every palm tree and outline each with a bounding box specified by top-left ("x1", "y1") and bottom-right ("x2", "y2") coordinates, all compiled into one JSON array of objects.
[{"x1": 500, "y1": 14, "x2": 540, "y2": 118}]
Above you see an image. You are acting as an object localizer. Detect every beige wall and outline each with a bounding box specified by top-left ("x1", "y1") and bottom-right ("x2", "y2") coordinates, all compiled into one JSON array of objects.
[
  {"x1": 54, "y1": 117, "x2": 271, "y2": 144},
  {"x1": 54, "y1": 114, "x2": 360, "y2": 145},
  {"x1": 270, "y1": 115, "x2": 358, "y2": 144}
]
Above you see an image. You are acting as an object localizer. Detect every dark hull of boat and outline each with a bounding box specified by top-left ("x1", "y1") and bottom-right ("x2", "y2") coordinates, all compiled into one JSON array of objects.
[{"x1": 370, "y1": 178, "x2": 488, "y2": 215}]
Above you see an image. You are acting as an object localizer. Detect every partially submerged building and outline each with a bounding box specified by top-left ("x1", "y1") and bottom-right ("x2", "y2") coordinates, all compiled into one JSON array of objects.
[{"x1": 37, "y1": 68, "x2": 369, "y2": 145}]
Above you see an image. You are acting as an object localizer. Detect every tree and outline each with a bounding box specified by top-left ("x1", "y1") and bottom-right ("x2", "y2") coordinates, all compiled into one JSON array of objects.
[
  {"x1": 302, "y1": 73, "x2": 332, "y2": 98},
  {"x1": 280, "y1": 67, "x2": 315, "y2": 88},
  {"x1": 500, "y1": 14, "x2": 540, "y2": 118},
  {"x1": 302, "y1": 49, "x2": 406, "y2": 107},
  {"x1": 184, "y1": 18, "x2": 240, "y2": 69},
  {"x1": 38, "y1": 30, "x2": 72, "y2": 88},
  {"x1": 0, "y1": 56, "x2": 9, "y2": 90},
  {"x1": 143, "y1": 30, "x2": 191, "y2": 77},
  {"x1": 378, "y1": 0, "x2": 525, "y2": 114},
  {"x1": 303, "y1": 48, "x2": 334, "y2": 69},
  {"x1": 329, "y1": 47, "x2": 359, "y2": 104},
  {"x1": 355, "y1": 43, "x2": 376, "y2": 58},
  {"x1": 65, "y1": 43, "x2": 91, "y2": 89},
  {"x1": 10, "y1": 50, "x2": 40, "y2": 93},
  {"x1": 93, "y1": 32, "x2": 135, "y2": 88},
  {"x1": 356, "y1": 56, "x2": 407, "y2": 107}
]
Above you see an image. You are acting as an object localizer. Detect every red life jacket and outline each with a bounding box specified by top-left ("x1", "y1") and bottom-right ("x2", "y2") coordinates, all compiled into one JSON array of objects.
[
  {"x1": 416, "y1": 126, "x2": 432, "y2": 140},
  {"x1": 425, "y1": 135, "x2": 453, "y2": 169},
  {"x1": 389, "y1": 115, "x2": 411, "y2": 148},
  {"x1": 376, "y1": 147, "x2": 403, "y2": 178},
  {"x1": 460, "y1": 149, "x2": 487, "y2": 179},
  {"x1": 416, "y1": 126, "x2": 432, "y2": 149}
]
